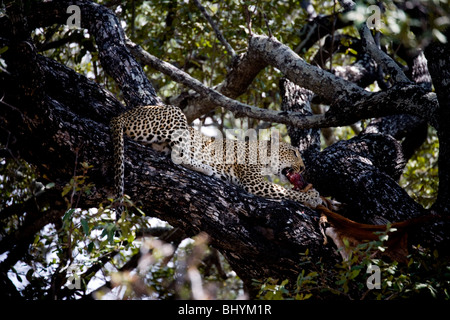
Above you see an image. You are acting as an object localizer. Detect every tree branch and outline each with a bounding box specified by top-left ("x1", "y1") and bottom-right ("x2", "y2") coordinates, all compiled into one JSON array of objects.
[
  {"x1": 126, "y1": 38, "x2": 329, "y2": 128},
  {"x1": 26, "y1": 0, "x2": 161, "y2": 108},
  {"x1": 359, "y1": 23, "x2": 411, "y2": 84},
  {"x1": 192, "y1": 0, "x2": 236, "y2": 59},
  {"x1": 172, "y1": 47, "x2": 267, "y2": 123},
  {"x1": 250, "y1": 34, "x2": 369, "y2": 104},
  {"x1": 425, "y1": 36, "x2": 450, "y2": 215},
  {"x1": 337, "y1": 0, "x2": 355, "y2": 11},
  {"x1": 280, "y1": 77, "x2": 319, "y2": 165},
  {"x1": 294, "y1": 11, "x2": 352, "y2": 54},
  {"x1": 129, "y1": 34, "x2": 439, "y2": 129},
  {"x1": 247, "y1": 35, "x2": 439, "y2": 128},
  {"x1": 332, "y1": 53, "x2": 377, "y2": 88}
]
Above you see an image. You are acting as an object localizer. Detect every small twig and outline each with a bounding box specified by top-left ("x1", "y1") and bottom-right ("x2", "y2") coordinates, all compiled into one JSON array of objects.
[
  {"x1": 192, "y1": 0, "x2": 236, "y2": 58},
  {"x1": 244, "y1": 5, "x2": 253, "y2": 36},
  {"x1": 262, "y1": 12, "x2": 273, "y2": 38},
  {"x1": 329, "y1": 0, "x2": 337, "y2": 71},
  {"x1": 0, "y1": 91, "x2": 20, "y2": 113},
  {"x1": 374, "y1": 30, "x2": 390, "y2": 89},
  {"x1": 317, "y1": 25, "x2": 325, "y2": 68},
  {"x1": 69, "y1": 147, "x2": 80, "y2": 207},
  {"x1": 294, "y1": 24, "x2": 316, "y2": 54}
]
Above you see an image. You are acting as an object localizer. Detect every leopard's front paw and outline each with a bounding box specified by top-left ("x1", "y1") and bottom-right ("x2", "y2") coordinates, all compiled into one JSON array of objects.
[{"x1": 305, "y1": 189, "x2": 323, "y2": 208}]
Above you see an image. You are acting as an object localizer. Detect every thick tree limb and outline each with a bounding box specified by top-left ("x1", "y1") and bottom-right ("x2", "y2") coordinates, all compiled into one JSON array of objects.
[
  {"x1": 359, "y1": 23, "x2": 411, "y2": 84},
  {"x1": 1, "y1": 70, "x2": 338, "y2": 294},
  {"x1": 279, "y1": 78, "x2": 319, "y2": 165},
  {"x1": 410, "y1": 51, "x2": 432, "y2": 90},
  {"x1": 248, "y1": 35, "x2": 438, "y2": 128},
  {"x1": 365, "y1": 115, "x2": 427, "y2": 161},
  {"x1": 332, "y1": 53, "x2": 377, "y2": 89},
  {"x1": 250, "y1": 35, "x2": 369, "y2": 104},
  {"x1": 277, "y1": 79, "x2": 427, "y2": 227},
  {"x1": 425, "y1": 37, "x2": 450, "y2": 214}
]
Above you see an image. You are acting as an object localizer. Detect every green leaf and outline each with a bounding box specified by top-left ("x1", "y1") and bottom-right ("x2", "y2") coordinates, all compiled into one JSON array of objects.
[
  {"x1": 349, "y1": 269, "x2": 361, "y2": 279},
  {"x1": 61, "y1": 184, "x2": 72, "y2": 197},
  {"x1": 63, "y1": 208, "x2": 75, "y2": 223},
  {"x1": 81, "y1": 162, "x2": 93, "y2": 170},
  {"x1": 33, "y1": 234, "x2": 40, "y2": 245},
  {"x1": 127, "y1": 233, "x2": 135, "y2": 244},
  {"x1": 101, "y1": 223, "x2": 116, "y2": 244},
  {"x1": 0, "y1": 46, "x2": 8, "y2": 55},
  {"x1": 433, "y1": 249, "x2": 439, "y2": 259},
  {"x1": 81, "y1": 218, "x2": 90, "y2": 235},
  {"x1": 345, "y1": 48, "x2": 358, "y2": 55},
  {"x1": 45, "y1": 182, "x2": 55, "y2": 189}
]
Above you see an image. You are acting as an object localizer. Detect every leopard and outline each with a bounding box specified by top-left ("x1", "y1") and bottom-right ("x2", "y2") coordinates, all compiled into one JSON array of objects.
[{"x1": 110, "y1": 104, "x2": 323, "y2": 208}]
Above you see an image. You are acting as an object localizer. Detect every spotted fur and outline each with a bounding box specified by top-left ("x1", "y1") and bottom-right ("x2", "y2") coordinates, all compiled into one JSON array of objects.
[{"x1": 110, "y1": 105, "x2": 323, "y2": 208}]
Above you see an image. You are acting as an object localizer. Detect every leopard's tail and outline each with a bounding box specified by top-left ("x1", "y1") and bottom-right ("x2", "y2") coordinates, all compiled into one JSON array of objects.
[{"x1": 110, "y1": 115, "x2": 125, "y2": 206}]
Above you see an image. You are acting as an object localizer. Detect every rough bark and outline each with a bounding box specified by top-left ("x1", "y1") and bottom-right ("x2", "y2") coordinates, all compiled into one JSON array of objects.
[
  {"x1": 359, "y1": 23, "x2": 411, "y2": 84},
  {"x1": 278, "y1": 80, "x2": 423, "y2": 225},
  {"x1": 425, "y1": 35, "x2": 450, "y2": 215},
  {"x1": 279, "y1": 79, "x2": 447, "y2": 250},
  {"x1": 365, "y1": 115, "x2": 428, "y2": 161},
  {"x1": 279, "y1": 77, "x2": 319, "y2": 165}
]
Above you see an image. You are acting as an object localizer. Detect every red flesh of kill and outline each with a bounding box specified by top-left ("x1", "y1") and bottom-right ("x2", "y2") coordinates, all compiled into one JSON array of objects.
[{"x1": 286, "y1": 171, "x2": 308, "y2": 191}]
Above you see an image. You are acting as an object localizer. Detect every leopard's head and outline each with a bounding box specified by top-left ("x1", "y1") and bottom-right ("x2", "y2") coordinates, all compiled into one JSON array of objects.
[{"x1": 274, "y1": 142, "x2": 305, "y2": 182}]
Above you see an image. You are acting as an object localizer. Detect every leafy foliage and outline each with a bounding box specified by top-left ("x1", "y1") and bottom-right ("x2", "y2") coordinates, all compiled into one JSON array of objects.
[
  {"x1": 400, "y1": 127, "x2": 439, "y2": 208},
  {"x1": 256, "y1": 228, "x2": 450, "y2": 300},
  {"x1": 0, "y1": 157, "x2": 37, "y2": 211},
  {"x1": 1, "y1": 156, "x2": 243, "y2": 299}
]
